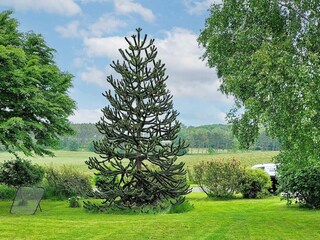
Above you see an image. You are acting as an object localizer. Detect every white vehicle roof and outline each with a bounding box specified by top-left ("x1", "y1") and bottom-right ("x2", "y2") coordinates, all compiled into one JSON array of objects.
[{"x1": 251, "y1": 163, "x2": 279, "y2": 177}]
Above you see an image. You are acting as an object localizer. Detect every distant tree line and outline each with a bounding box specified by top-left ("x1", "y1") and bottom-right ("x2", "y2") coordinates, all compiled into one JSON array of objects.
[
  {"x1": 57, "y1": 123, "x2": 101, "y2": 151},
  {"x1": 179, "y1": 124, "x2": 279, "y2": 153},
  {"x1": 36, "y1": 123, "x2": 278, "y2": 152},
  {"x1": 0, "y1": 123, "x2": 279, "y2": 152}
]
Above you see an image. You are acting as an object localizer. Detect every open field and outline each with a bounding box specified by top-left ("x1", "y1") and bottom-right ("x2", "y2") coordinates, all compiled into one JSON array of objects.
[
  {"x1": 0, "y1": 150, "x2": 279, "y2": 175},
  {"x1": 0, "y1": 193, "x2": 320, "y2": 240}
]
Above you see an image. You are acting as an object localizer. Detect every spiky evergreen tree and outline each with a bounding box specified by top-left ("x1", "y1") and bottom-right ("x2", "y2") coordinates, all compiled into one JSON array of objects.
[{"x1": 85, "y1": 28, "x2": 190, "y2": 210}]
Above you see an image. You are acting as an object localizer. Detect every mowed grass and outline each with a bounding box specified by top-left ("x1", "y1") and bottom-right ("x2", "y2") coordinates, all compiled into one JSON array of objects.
[
  {"x1": 0, "y1": 150, "x2": 319, "y2": 239},
  {"x1": 0, "y1": 193, "x2": 320, "y2": 239},
  {"x1": 0, "y1": 150, "x2": 279, "y2": 175}
]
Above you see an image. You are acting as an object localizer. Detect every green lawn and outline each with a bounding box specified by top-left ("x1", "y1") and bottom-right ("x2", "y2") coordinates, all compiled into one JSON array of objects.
[
  {"x1": 0, "y1": 193, "x2": 319, "y2": 240},
  {"x1": 0, "y1": 150, "x2": 318, "y2": 239}
]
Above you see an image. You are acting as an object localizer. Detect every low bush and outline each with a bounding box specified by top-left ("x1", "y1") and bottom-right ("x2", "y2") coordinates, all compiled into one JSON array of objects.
[
  {"x1": 43, "y1": 165, "x2": 92, "y2": 199},
  {"x1": 193, "y1": 158, "x2": 245, "y2": 198},
  {"x1": 168, "y1": 200, "x2": 194, "y2": 214},
  {"x1": 193, "y1": 159, "x2": 272, "y2": 199},
  {"x1": 240, "y1": 169, "x2": 272, "y2": 199},
  {"x1": 278, "y1": 162, "x2": 320, "y2": 209},
  {"x1": 68, "y1": 196, "x2": 81, "y2": 208},
  {"x1": 0, "y1": 184, "x2": 16, "y2": 199},
  {"x1": 0, "y1": 158, "x2": 45, "y2": 187}
]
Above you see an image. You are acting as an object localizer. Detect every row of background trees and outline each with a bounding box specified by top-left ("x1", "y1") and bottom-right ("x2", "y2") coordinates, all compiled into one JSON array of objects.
[{"x1": 0, "y1": 123, "x2": 279, "y2": 152}]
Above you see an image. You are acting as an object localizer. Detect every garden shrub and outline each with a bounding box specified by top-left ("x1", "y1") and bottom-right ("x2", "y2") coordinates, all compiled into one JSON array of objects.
[
  {"x1": 168, "y1": 200, "x2": 194, "y2": 214},
  {"x1": 0, "y1": 184, "x2": 16, "y2": 199},
  {"x1": 68, "y1": 196, "x2": 81, "y2": 208},
  {"x1": 186, "y1": 167, "x2": 195, "y2": 184},
  {"x1": 240, "y1": 169, "x2": 271, "y2": 199},
  {"x1": 193, "y1": 158, "x2": 245, "y2": 198},
  {"x1": 43, "y1": 165, "x2": 92, "y2": 199},
  {"x1": 278, "y1": 162, "x2": 320, "y2": 209},
  {"x1": 0, "y1": 158, "x2": 45, "y2": 187}
]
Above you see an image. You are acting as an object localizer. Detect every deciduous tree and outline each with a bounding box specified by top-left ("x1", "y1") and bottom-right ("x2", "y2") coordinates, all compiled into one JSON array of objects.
[
  {"x1": 0, "y1": 10, "x2": 76, "y2": 157},
  {"x1": 199, "y1": 1, "x2": 320, "y2": 207}
]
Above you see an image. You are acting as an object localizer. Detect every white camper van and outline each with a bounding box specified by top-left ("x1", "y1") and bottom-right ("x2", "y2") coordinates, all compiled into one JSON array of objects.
[
  {"x1": 251, "y1": 163, "x2": 279, "y2": 177},
  {"x1": 251, "y1": 163, "x2": 280, "y2": 193}
]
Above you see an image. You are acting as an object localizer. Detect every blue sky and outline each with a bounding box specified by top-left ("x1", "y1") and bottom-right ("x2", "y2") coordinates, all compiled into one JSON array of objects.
[{"x1": 0, "y1": 0, "x2": 232, "y2": 126}]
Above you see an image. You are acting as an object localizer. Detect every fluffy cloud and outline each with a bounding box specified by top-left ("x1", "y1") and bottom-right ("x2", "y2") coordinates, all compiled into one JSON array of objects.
[
  {"x1": 84, "y1": 36, "x2": 126, "y2": 58},
  {"x1": 69, "y1": 109, "x2": 102, "y2": 123},
  {"x1": 56, "y1": 14, "x2": 126, "y2": 39},
  {"x1": 0, "y1": 0, "x2": 82, "y2": 16},
  {"x1": 55, "y1": 14, "x2": 127, "y2": 38},
  {"x1": 184, "y1": 0, "x2": 220, "y2": 15},
  {"x1": 89, "y1": 13, "x2": 127, "y2": 37},
  {"x1": 80, "y1": 67, "x2": 106, "y2": 87},
  {"x1": 114, "y1": 0, "x2": 155, "y2": 22},
  {"x1": 55, "y1": 21, "x2": 82, "y2": 38},
  {"x1": 156, "y1": 28, "x2": 216, "y2": 98},
  {"x1": 82, "y1": 28, "x2": 232, "y2": 106}
]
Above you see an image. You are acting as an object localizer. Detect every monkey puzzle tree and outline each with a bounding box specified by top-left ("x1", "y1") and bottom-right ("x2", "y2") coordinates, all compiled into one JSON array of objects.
[{"x1": 85, "y1": 28, "x2": 190, "y2": 210}]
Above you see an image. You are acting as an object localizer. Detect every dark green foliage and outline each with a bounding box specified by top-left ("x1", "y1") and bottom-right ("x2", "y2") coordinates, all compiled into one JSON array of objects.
[
  {"x1": 278, "y1": 159, "x2": 320, "y2": 209},
  {"x1": 85, "y1": 28, "x2": 190, "y2": 210},
  {"x1": 68, "y1": 140, "x2": 80, "y2": 151},
  {"x1": 168, "y1": 200, "x2": 194, "y2": 214},
  {"x1": 0, "y1": 158, "x2": 44, "y2": 187},
  {"x1": 93, "y1": 172, "x2": 114, "y2": 189},
  {"x1": 181, "y1": 124, "x2": 279, "y2": 151},
  {"x1": 0, "y1": 184, "x2": 16, "y2": 199},
  {"x1": 68, "y1": 196, "x2": 81, "y2": 208},
  {"x1": 43, "y1": 166, "x2": 92, "y2": 199},
  {"x1": 193, "y1": 159, "x2": 245, "y2": 198},
  {"x1": 240, "y1": 169, "x2": 271, "y2": 199},
  {"x1": 87, "y1": 142, "x2": 95, "y2": 152},
  {"x1": 0, "y1": 10, "x2": 76, "y2": 157}
]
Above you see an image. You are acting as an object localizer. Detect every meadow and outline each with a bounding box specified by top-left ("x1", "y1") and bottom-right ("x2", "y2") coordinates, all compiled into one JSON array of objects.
[
  {"x1": 0, "y1": 149, "x2": 279, "y2": 174},
  {"x1": 1, "y1": 150, "x2": 319, "y2": 240}
]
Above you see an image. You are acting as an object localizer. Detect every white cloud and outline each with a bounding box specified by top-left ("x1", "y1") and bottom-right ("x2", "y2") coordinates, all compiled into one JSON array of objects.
[
  {"x1": 82, "y1": 28, "x2": 232, "y2": 106},
  {"x1": 184, "y1": 0, "x2": 220, "y2": 15},
  {"x1": 69, "y1": 109, "x2": 102, "y2": 123},
  {"x1": 89, "y1": 13, "x2": 127, "y2": 37},
  {"x1": 0, "y1": 0, "x2": 82, "y2": 16},
  {"x1": 80, "y1": 67, "x2": 106, "y2": 87},
  {"x1": 114, "y1": 0, "x2": 155, "y2": 22},
  {"x1": 55, "y1": 21, "x2": 82, "y2": 38},
  {"x1": 84, "y1": 36, "x2": 126, "y2": 58},
  {"x1": 56, "y1": 13, "x2": 126, "y2": 39},
  {"x1": 156, "y1": 28, "x2": 231, "y2": 104}
]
